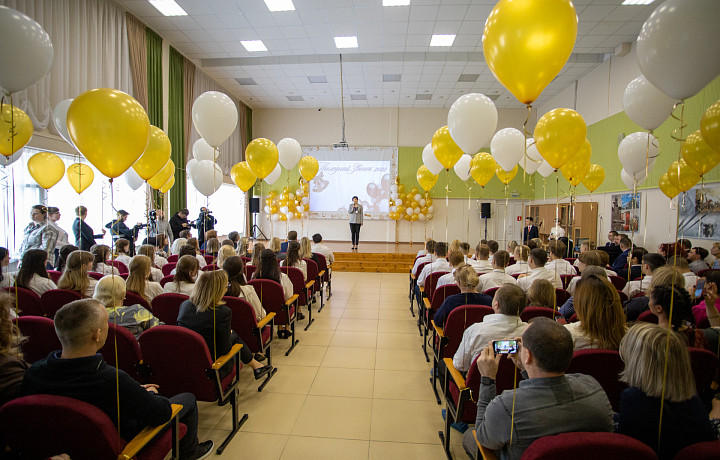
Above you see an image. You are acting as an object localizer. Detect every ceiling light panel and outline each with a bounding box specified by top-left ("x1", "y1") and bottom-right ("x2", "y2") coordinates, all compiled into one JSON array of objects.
[
  {"x1": 334, "y1": 36, "x2": 359, "y2": 48},
  {"x1": 430, "y1": 34, "x2": 456, "y2": 47},
  {"x1": 621, "y1": 0, "x2": 654, "y2": 4},
  {"x1": 264, "y1": 0, "x2": 296, "y2": 12},
  {"x1": 235, "y1": 78, "x2": 258, "y2": 85},
  {"x1": 241, "y1": 40, "x2": 268, "y2": 52},
  {"x1": 148, "y1": 0, "x2": 187, "y2": 16},
  {"x1": 307, "y1": 76, "x2": 328, "y2": 83}
]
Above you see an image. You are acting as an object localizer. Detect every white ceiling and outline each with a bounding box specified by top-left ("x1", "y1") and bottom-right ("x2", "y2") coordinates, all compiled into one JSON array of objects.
[{"x1": 119, "y1": 0, "x2": 658, "y2": 109}]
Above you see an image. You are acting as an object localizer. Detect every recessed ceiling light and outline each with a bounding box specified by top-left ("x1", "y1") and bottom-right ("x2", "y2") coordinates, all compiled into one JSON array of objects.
[
  {"x1": 621, "y1": 0, "x2": 654, "y2": 4},
  {"x1": 416, "y1": 94, "x2": 432, "y2": 100},
  {"x1": 235, "y1": 78, "x2": 257, "y2": 85},
  {"x1": 457, "y1": 74, "x2": 480, "y2": 82},
  {"x1": 351, "y1": 94, "x2": 367, "y2": 100},
  {"x1": 430, "y1": 34, "x2": 456, "y2": 47},
  {"x1": 307, "y1": 76, "x2": 327, "y2": 83},
  {"x1": 383, "y1": 74, "x2": 402, "y2": 82},
  {"x1": 382, "y1": 0, "x2": 410, "y2": 5},
  {"x1": 334, "y1": 36, "x2": 358, "y2": 49},
  {"x1": 241, "y1": 40, "x2": 268, "y2": 52},
  {"x1": 264, "y1": 0, "x2": 295, "y2": 11},
  {"x1": 148, "y1": 0, "x2": 187, "y2": 16}
]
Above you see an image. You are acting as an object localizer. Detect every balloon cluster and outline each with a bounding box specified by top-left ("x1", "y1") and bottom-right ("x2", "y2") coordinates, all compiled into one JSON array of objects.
[
  {"x1": 264, "y1": 181, "x2": 310, "y2": 222},
  {"x1": 388, "y1": 181, "x2": 434, "y2": 222}
]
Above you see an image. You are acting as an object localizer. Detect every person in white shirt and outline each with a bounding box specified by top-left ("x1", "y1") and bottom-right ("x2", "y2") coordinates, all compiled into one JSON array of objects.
[
  {"x1": 170, "y1": 238, "x2": 187, "y2": 256},
  {"x1": 437, "y1": 251, "x2": 467, "y2": 289},
  {"x1": 545, "y1": 240, "x2": 576, "y2": 276},
  {"x1": 137, "y1": 245, "x2": 164, "y2": 282},
  {"x1": 517, "y1": 248, "x2": 563, "y2": 292},
  {"x1": 486, "y1": 240, "x2": 499, "y2": 265},
  {"x1": 549, "y1": 218, "x2": 565, "y2": 240},
  {"x1": 163, "y1": 254, "x2": 198, "y2": 297},
  {"x1": 468, "y1": 243, "x2": 493, "y2": 274},
  {"x1": 311, "y1": 233, "x2": 335, "y2": 265},
  {"x1": 223, "y1": 255, "x2": 266, "y2": 321},
  {"x1": 622, "y1": 253, "x2": 666, "y2": 298},
  {"x1": 479, "y1": 250, "x2": 517, "y2": 293},
  {"x1": 506, "y1": 245, "x2": 531, "y2": 276},
  {"x1": 452, "y1": 284, "x2": 528, "y2": 372},
  {"x1": 113, "y1": 238, "x2": 132, "y2": 269},
  {"x1": 565, "y1": 273, "x2": 627, "y2": 350},
  {"x1": 58, "y1": 250, "x2": 97, "y2": 298},
  {"x1": 459, "y1": 242, "x2": 471, "y2": 263},
  {"x1": 126, "y1": 255, "x2": 163, "y2": 303},
  {"x1": 415, "y1": 242, "x2": 451, "y2": 307},
  {"x1": 0, "y1": 247, "x2": 13, "y2": 289},
  {"x1": 89, "y1": 245, "x2": 120, "y2": 276},
  {"x1": 186, "y1": 238, "x2": 208, "y2": 268},
  {"x1": 665, "y1": 256, "x2": 698, "y2": 294},
  {"x1": 412, "y1": 240, "x2": 436, "y2": 274},
  {"x1": 252, "y1": 249, "x2": 296, "y2": 337},
  {"x1": 574, "y1": 242, "x2": 596, "y2": 267},
  {"x1": 14, "y1": 249, "x2": 57, "y2": 296},
  {"x1": 281, "y1": 241, "x2": 308, "y2": 281},
  {"x1": 506, "y1": 241, "x2": 518, "y2": 261}
]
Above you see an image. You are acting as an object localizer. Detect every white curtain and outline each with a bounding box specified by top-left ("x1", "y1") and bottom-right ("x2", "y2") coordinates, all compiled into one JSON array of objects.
[
  {"x1": 189, "y1": 69, "x2": 243, "y2": 175},
  {"x1": 2, "y1": 0, "x2": 132, "y2": 131}
]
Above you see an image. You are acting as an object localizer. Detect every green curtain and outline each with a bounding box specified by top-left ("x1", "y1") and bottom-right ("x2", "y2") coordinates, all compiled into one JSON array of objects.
[
  {"x1": 146, "y1": 28, "x2": 163, "y2": 208},
  {"x1": 168, "y1": 47, "x2": 185, "y2": 214}
]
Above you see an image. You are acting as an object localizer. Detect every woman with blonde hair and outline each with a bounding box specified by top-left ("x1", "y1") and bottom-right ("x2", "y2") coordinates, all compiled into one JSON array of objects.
[
  {"x1": 432, "y1": 265, "x2": 493, "y2": 327},
  {"x1": 565, "y1": 273, "x2": 626, "y2": 349},
  {"x1": 617, "y1": 323, "x2": 717, "y2": 459},
  {"x1": 449, "y1": 239, "x2": 462, "y2": 254},
  {"x1": 58, "y1": 250, "x2": 96, "y2": 297},
  {"x1": 216, "y1": 245, "x2": 236, "y2": 269},
  {"x1": 268, "y1": 237, "x2": 282, "y2": 254},
  {"x1": 526, "y1": 279, "x2": 556, "y2": 310},
  {"x1": 126, "y1": 255, "x2": 163, "y2": 303},
  {"x1": 93, "y1": 275, "x2": 161, "y2": 337},
  {"x1": 163, "y1": 255, "x2": 198, "y2": 296},
  {"x1": 506, "y1": 240, "x2": 518, "y2": 256},
  {"x1": 170, "y1": 237, "x2": 187, "y2": 256},
  {"x1": 236, "y1": 237, "x2": 251, "y2": 257},
  {"x1": 299, "y1": 236, "x2": 318, "y2": 266},
  {"x1": 204, "y1": 238, "x2": 220, "y2": 258},
  {"x1": 137, "y1": 245, "x2": 162, "y2": 282},
  {"x1": 177, "y1": 270, "x2": 272, "y2": 379},
  {"x1": 250, "y1": 242, "x2": 264, "y2": 267},
  {"x1": 0, "y1": 292, "x2": 28, "y2": 406},
  {"x1": 89, "y1": 245, "x2": 119, "y2": 275},
  {"x1": 223, "y1": 256, "x2": 265, "y2": 320}
]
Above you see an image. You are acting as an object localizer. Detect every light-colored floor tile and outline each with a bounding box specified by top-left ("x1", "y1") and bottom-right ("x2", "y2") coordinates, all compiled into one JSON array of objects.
[
  {"x1": 373, "y1": 369, "x2": 438, "y2": 401},
  {"x1": 337, "y1": 318, "x2": 379, "y2": 332},
  {"x1": 378, "y1": 309, "x2": 416, "y2": 321},
  {"x1": 209, "y1": 430, "x2": 288, "y2": 459},
  {"x1": 378, "y1": 319, "x2": 423, "y2": 334},
  {"x1": 375, "y1": 348, "x2": 431, "y2": 371},
  {"x1": 281, "y1": 436, "x2": 370, "y2": 460},
  {"x1": 309, "y1": 367, "x2": 375, "y2": 398},
  {"x1": 369, "y1": 441, "x2": 447, "y2": 460},
  {"x1": 345, "y1": 300, "x2": 381, "y2": 309},
  {"x1": 216, "y1": 392, "x2": 307, "y2": 434},
  {"x1": 377, "y1": 332, "x2": 423, "y2": 350},
  {"x1": 341, "y1": 309, "x2": 380, "y2": 320},
  {"x1": 263, "y1": 364, "x2": 319, "y2": 395},
  {"x1": 197, "y1": 401, "x2": 229, "y2": 429},
  {"x1": 321, "y1": 346, "x2": 376, "y2": 369},
  {"x1": 309, "y1": 316, "x2": 340, "y2": 331},
  {"x1": 370, "y1": 399, "x2": 444, "y2": 443},
  {"x1": 293, "y1": 329, "x2": 335, "y2": 347},
  {"x1": 329, "y1": 330, "x2": 378, "y2": 348},
  {"x1": 291, "y1": 395, "x2": 373, "y2": 440},
  {"x1": 318, "y1": 306, "x2": 346, "y2": 318},
  {"x1": 273, "y1": 345, "x2": 328, "y2": 367}
]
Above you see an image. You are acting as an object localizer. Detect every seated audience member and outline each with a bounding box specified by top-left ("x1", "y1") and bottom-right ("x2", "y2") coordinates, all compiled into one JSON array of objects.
[
  {"x1": 215, "y1": 245, "x2": 236, "y2": 269},
  {"x1": 55, "y1": 244, "x2": 78, "y2": 272},
  {"x1": 468, "y1": 243, "x2": 493, "y2": 274},
  {"x1": 453, "y1": 284, "x2": 528, "y2": 373},
  {"x1": 689, "y1": 246, "x2": 710, "y2": 274},
  {"x1": 223, "y1": 256, "x2": 265, "y2": 321},
  {"x1": 281, "y1": 241, "x2": 308, "y2": 280},
  {"x1": 235, "y1": 236, "x2": 251, "y2": 257},
  {"x1": 178, "y1": 229, "x2": 192, "y2": 240},
  {"x1": 0, "y1": 292, "x2": 28, "y2": 406},
  {"x1": 250, "y1": 242, "x2": 264, "y2": 267},
  {"x1": 711, "y1": 242, "x2": 720, "y2": 269},
  {"x1": 203, "y1": 238, "x2": 220, "y2": 259},
  {"x1": 549, "y1": 217, "x2": 565, "y2": 240},
  {"x1": 299, "y1": 237, "x2": 319, "y2": 267},
  {"x1": 89, "y1": 245, "x2": 120, "y2": 276},
  {"x1": 311, "y1": 233, "x2": 335, "y2": 265},
  {"x1": 21, "y1": 298, "x2": 214, "y2": 459},
  {"x1": 227, "y1": 231, "x2": 240, "y2": 249},
  {"x1": 221, "y1": 239, "x2": 234, "y2": 249},
  {"x1": 693, "y1": 270, "x2": 720, "y2": 326},
  {"x1": 606, "y1": 230, "x2": 618, "y2": 247},
  {"x1": 412, "y1": 240, "x2": 437, "y2": 273},
  {"x1": 437, "y1": 251, "x2": 466, "y2": 288},
  {"x1": 433, "y1": 266, "x2": 492, "y2": 328},
  {"x1": 15, "y1": 249, "x2": 57, "y2": 296},
  {"x1": 558, "y1": 266, "x2": 607, "y2": 322},
  {"x1": 464, "y1": 317, "x2": 613, "y2": 459},
  {"x1": 415, "y1": 242, "x2": 451, "y2": 306},
  {"x1": 479, "y1": 250, "x2": 517, "y2": 292},
  {"x1": 565, "y1": 273, "x2": 626, "y2": 350},
  {"x1": 126, "y1": 255, "x2": 163, "y2": 303},
  {"x1": 624, "y1": 266, "x2": 684, "y2": 322},
  {"x1": 616, "y1": 247, "x2": 646, "y2": 280},
  {"x1": 416, "y1": 239, "x2": 431, "y2": 258},
  {"x1": 505, "y1": 245, "x2": 531, "y2": 276},
  {"x1": 0, "y1": 247, "x2": 12, "y2": 289},
  {"x1": 199, "y1": 230, "x2": 217, "y2": 251},
  {"x1": 58, "y1": 250, "x2": 97, "y2": 298},
  {"x1": 528, "y1": 237, "x2": 543, "y2": 251},
  {"x1": 185, "y1": 238, "x2": 207, "y2": 267},
  {"x1": 595, "y1": 250, "x2": 617, "y2": 278},
  {"x1": 177, "y1": 270, "x2": 272, "y2": 380},
  {"x1": 506, "y1": 241, "x2": 518, "y2": 259},
  {"x1": 449, "y1": 239, "x2": 461, "y2": 255},
  {"x1": 154, "y1": 233, "x2": 170, "y2": 260},
  {"x1": 517, "y1": 249, "x2": 563, "y2": 291},
  {"x1": 677, "y1": 238, "x2": 693, "y2": 254},
  {"x1": 460, "y1": 242, "x2": 471, "y2": 263},
  {"x1": 268, "y1": 237, "x2": 286, "y2": 261},
  {"x1": 170, "y1": 237, "x2": 187, "y2": 256},
  {"x1": 163, "y1": 255, "x2": 199, "y2": 296},
  {"x1": 648, "y1": 278, "x2": 708, "y2": 348},
  {"x1": 137, "y1": 245, "x2": 162, "y2": 282},
  {"x1": 622, "y1": 253, "x2": 666, "y2": 298},
  {"x1": 486, "y1": 240, "x2": 499, "y2": 264},
  {"x1": 113, "y1": 239, "x2": 132, "y2": 267},
  {"x1": 573, "y1": 241, "x2": 596, "y2": 267},
  {"x1": 545, "y1": 241, "x2": 575, "y2": 276},
  {"x1": 252, "y1": 249, "x2": 294, "y2": 338},
  {"x1": 666, "y1": 255, "x2": 698, "y2": 293},
  {"x1": 567, "y1": 251, "x2": 602, "y2": 295},
  {"x1": 526, "y1": 279, "x2": 556, "y2": 310},
  {"x1": 280, "y1": 231, "x2": 297, "y2": 253},
  {"x1": 617, "y1": 323, "x2": 717, "y2": 459},
  {"x1": 610, "y1": 236, "x2": 632, "y2": 272},
  {"x1": 93, "y1": 275, "x2": 161, "y2": 338}
]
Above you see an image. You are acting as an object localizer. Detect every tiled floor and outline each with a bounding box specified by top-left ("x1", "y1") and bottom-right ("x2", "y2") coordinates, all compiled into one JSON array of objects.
[{"x1": 196, "y1": 271, "x2": 468, "y2": 459}]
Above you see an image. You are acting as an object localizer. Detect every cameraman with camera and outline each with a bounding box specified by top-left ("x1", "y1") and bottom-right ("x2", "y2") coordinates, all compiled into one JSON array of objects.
[
  {"x1": 105, "y1": 210, "x2": 145, "y2": 256},
  {"x1": 147, "y1": 208, "x2": 173, "y2": 243},
  {"x1": 170, "y1": 208, "x2": 193, "y2": 240},
  {"x1": 196, "y1": 207, "x2": 217, "y2": 247}
]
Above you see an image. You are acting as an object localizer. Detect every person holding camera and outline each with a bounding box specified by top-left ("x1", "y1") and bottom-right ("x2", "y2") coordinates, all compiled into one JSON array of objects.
[
  {"x1": 105, "y1": 210, "x2": 144, "y2": 256},
  {"x1": 147, "y1": 209, "x2": 173, "y2": 243},
  {"x1": 169, "y1": 208, "x2": 192, "y2": 240},
  {"x1": 195, "y1": 207, "x2": 216, "y2": 248}
]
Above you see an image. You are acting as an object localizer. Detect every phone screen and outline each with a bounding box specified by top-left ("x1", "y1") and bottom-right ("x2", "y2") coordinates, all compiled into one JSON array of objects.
[
  {"x1": 493, "y1": 340, "x2": 518, "y2": 354},
  {"x1": 695, "y1": 279, "x2": 706, "y2": 298}
]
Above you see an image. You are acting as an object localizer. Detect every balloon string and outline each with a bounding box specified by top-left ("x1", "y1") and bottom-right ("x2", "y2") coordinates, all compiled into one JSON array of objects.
[
  {"x1": 522, "y1": 104, "x2": 532, "y2": 185},
  {"x1": 467, "y1": 184, "x2": 472, "y2": 243},
  {"x1": 503, "y1": 185, "x2": 509, "y2": 248},
  {"x1": 670, "y1": 101, "x2": 687, "y2": 143},
  {"x1": 555, "y1": 171, "x2": 560, "y2": 247},
  {"x1": 445, "y1": 169, "x2": 449, "y2": 244}
]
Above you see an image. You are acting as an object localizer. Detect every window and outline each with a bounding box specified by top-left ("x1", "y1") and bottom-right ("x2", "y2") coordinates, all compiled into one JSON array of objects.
[{"x1": 186, "y1": 181, "x2": 245, "y2": 238}]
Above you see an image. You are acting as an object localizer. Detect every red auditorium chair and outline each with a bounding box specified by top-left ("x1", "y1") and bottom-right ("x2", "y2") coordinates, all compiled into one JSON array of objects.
[
  {"x1": 637, "y1": 310, "x2": 658, "y2": 324},
  {"x1": 41, "y1": 289, "x2": 82, "y2": 318},
  {"x1": 315, "y1": 252, "x2": 331, "y2": 305},
  {"x1": 244, "y1": 264, "x2": 257, "y2": 281},
  {"x1": 160, "y1": 274, "x2": 174, "y2": 287},
  {"x1": 566, "y1": 349, "x2": 626, "y2": 412},
  {"x1": 124, "y1": 290, "x2": 152, "y2": 311},
  {"x1": 88, "y1": 271, "x2": 104, "y2": 280},
  {"x1": 249, "y1": 279, "x2": 299, "y2": 356},
  {"x1": 166, "y1": 254, "x2": 179, "y2": 263},
  {"x1": 106, "y1": 259, "x2": 128, "y2": 274},
  {"x1": 410, "y1": 261, "x2": 429, "y2": 315},
  {"x1": 161, "y1": 263, "x2": 177, "y2": 277},
  {"x1": 555, "y1": 288, "x2": 571, "y2": 307},
  {"x1": 2, "y1": 286, "x2": 44, "y2": 317},
  {"x1": 203, "y1": 255, "x2": 215, "y2": 265},
  {"x1": 422, "y1": 284, "x2": 460, "y2": 361},
  {"x1": 13, "y1": 316, "x2": 62, "y2": 363},
  {"x1": 46, "y1": 270, "x2": 62, "y2": 283},
  {"x1": 688, "y1": 347, "x2": 719, "y2": 395},
  {"x1": 608, "y1": 275, "x2": 628, "y2": 291},
  {"x1": 201, "y1": 264, "x2": 219, "y2": 272},
  {"x1": 281, "y1": 266, "x2": 313, "y2": 330},
  {"x1": 151, "y1": 293, "x2": 189, "y2": 325},
  {"x1": 560, "y1": 274, "x2": 576, "y2": 289},
  {"x1": 674, "y1": 440, "x2": 720, "y2": 460},
  {"x1": 303, "y1": 257, "x2": 322, "y2": 313},
  {"x1": 521, "y1": 306, "x2": 562, "y2": 322},
  {"x1": 482, "y1": 287, "x2": 500, "y2": 298},
  {"x1": 98, "y1": 321, "x2": 146, "y2": 383}
]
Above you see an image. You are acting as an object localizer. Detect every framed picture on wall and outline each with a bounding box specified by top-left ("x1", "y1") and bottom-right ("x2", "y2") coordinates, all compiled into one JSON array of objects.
[
  {"x1": 678, "y1": 185, "x2": 720, "y2": 239},
  {"x1": 611, "y1": 192, "x2": 641, "y2": 232}
]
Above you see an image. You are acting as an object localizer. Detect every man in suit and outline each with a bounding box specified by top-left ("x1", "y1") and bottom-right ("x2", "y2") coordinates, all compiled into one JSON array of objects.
[
  {"x1": 609, "y1": 236, "x2": 632, "y2": 273},
  {"x1": 280, "y1": 230, "x2": 297, "y2": 253},
  {"x1": 616, "y1": 248, "x2": 646, "y2": 281},
  {"x1": 605, "y1": 230, "x2": 618, "y2": 247},
  {"x1": 522, "y1": 217, "x2": 539, "y2": 244},
  {"x1": 72, "y1": 206, "x2": 105, "y2": 251}
]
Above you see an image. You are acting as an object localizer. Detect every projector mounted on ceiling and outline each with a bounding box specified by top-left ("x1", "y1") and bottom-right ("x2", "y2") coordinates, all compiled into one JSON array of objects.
[
  {"x1": 334, "y1": 54, "x2": 349, "y2": 149},
  {"x1": 333, "y1": 141, "x2": 349, "y2": 149}
]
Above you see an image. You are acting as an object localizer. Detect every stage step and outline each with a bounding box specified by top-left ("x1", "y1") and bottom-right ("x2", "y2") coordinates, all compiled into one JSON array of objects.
[{"x1": 332, "y1": 252, "x2": 416, "y2": 273}]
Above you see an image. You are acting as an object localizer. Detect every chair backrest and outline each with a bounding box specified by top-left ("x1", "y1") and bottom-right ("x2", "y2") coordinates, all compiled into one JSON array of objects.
[
  {"x1": 425, "y1": 271, "x2": 449, "y2": 299},
  {"x1": 203, "y1": 255, "x2": 215, "y2": 265},
  {"x1": 13, "y1": 316, "x2": 61, "y2": 363},
  {"x1": 617, "y1": 291, "x2": 628, "y2": 303},
  {"x1": 697, "y1": 268, "x2": 720, "y2": 278},
  {"x1": 223, "y1": 296, "x2": 267, "y2": 354},
  {"x1": 98, "y1": 321, "x2": 144, "y2": 383},
  {"x1": 459, "y1": 354, "x2": 520, "y2": 423},
  {"x1": 482, "y1": 287, "x2": 500, "y2": 298},
  {"x1": 244, "y1": 264, "x2": 257, "y2": 281},
  {"x1": 315, "y1": 253, "x2": 329, "y2": 281},
  {"x1": 636, "y1": 310, "x2": 658, "y2": 324},
  {"x1": 106, "y1": 259, "x2": 128, "y2": 274},
  {"x1": 674, "y1": 440, "x2": 720, "y2": 460},
  {"x1": 521, "y1": 306, "x2": 560, "y2": 322},
  {"x1": 511, "y1": 273, "x2": 521, "y2": 279},
  {"x1": 166, "y1": 254, "x2": 179, "y2": 263},
  {"x1": 303, "y1": 258, "x2": 319, "y2": 292},
  {"x1": 124, "y1": 290, "x2": 152, "y2": 311},
  {"x1": 46, "y1": 270, "x2": 62, "y2": 283},
  {"x1": 161, "y1": 263, "x2": 177, "y2": 277},
  {"x1": 201, "y1": 264, "x2": 219, "y2": 272},
  {"x1": 560, "y1": 274, "x2": 576, "y2": 289},
  {"x1": 569, "y1": 313, "x2": 578, "y2": 323},
  {"x1": 688, "y1": 347, "x2": 719, "y2": 395},
  {"x1": 566, "y1": 349, "x2": 626, "y2": 412},
  {"x1": 522, "y1": 432, "x2": 658, "y2": 460},
  {"x1": 555, "y1": 288, "x2": 571, "y2": 307},
  {"x1": 280, "y1": 266, "x2": 306, "y2": 305},
  {"x1": 443, "y1": 305, "x2": 494, "y2": 358},
  {"x1": 564, "y1": 257, "x2": 577, "y2": 265},
  {"x1": 249, "y1": 279, "x2": 289, "y2": 325},
  {"x1": 159, "y1": 274, "x2": 174, "y2": 287},
  {"x1": 240, "y1": 256, "x2": 251, "y2": 264},
  {"x1": 607, "y1": 275, "x2": 627, "y2": 291},
  {"x1": 87, "y1": 271, "x2": 104, "y2": 281},
  {"x1": 2, "y1": 286, "x2": 44, "y2": 317},
  {"x1": 151, "y1": 293, "x2": 189, "y2": 325},
  {"x1": 414, "y1": 261, "x2": 429, "y2": 277},
  {"x1": 430, "y1": 284, "x2": 461, "y2": 311},
  {"x1": 40, "y1": 289, "x2": 83, "y2": 318},
  {"x1": 139, "y1": 325, "x2": 219, "y2": 401}
]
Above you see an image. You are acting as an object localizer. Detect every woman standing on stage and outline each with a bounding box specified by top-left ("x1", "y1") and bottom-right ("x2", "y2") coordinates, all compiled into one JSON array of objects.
[{"x1": 348, "y1": 196, "x2": 363, "y2": 250}]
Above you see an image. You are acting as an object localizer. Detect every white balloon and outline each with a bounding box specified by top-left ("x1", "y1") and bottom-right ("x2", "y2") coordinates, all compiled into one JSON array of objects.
[
  {"x1": 621, "y1": 169, "x2": 647, "y2": 190},
  {"x1": 123, "y1": 168, "x2": 144, "y2": 191},
  {"x1": 526, "y1": 138, "x2": 543, "y2": 162},
  {"x1": 422, "y1": 142, "x2": 443, "y2": 175},
  {"x1": 417, "y1": 213, "x2": 426, "y2": 222},
  {"x1": 264, "y1": 163, "x2": 282, "y2": 185},
  {"x1": 537, "y1": 161, "x2": 555, "y2": 178},
  {"x1": 301, "y1": 196, "x2": 309, "y2": 205},
  {"x1": 522, "y1": 155, "x2": 541, "y2": 175},
  {"x1": 0, "y1": 6, "x2": 53, "y2": 94},
  {"x1": 419, "y1": 199, "x2": 426, "y2": 207},
  {"x1": 618, "y1": 132, "x2": 660, "y2": 175},
  {"x1": 414, "y1": 206, "x2": 421, "y2": 214},
  {"x1": 287, "y1": 212, "x2": 295, "y2": 221},
  {"x1": 190, "y1": 160, "x2": 223, "y2": 197},
  {"x1": 277, "y1": 138, "x2": 302, "y2": 170},
  {"x1": 271, "y1": 214, "x2": 280, "y2": 221},
  {"x1": 427, "y1": 213, "x2": 434, "y2": 221},
  {"x1": 264, "y1": 205, "x2": 271, "y2": 214},
  {"x1": 623, "y1": 76, "x2": 678, "y2": 131},
  {"x1": 447, "y1": 93, "x2": 498, "y2": 154},
  {"x1": 490, "y1": 128, "x2": 525, "y2": 172},
  {"x1": 280, "y1": 206, "x2": 288, "y2": 214},
  {"x1": 193, "y1": 138, "x2": 218, "y2": 162},
  {"x1": 453, "y1": 154, "x2": 472, "y2": 181},
  {"x1": 413, "y1": 193, "x2": 421, "y2": 202},
  {"x1": 186, "y1": 159, "x2": 198, "y2": 179},
  {"x1": 390, "y1": 192, "x2": 398, "y2": 200},
  {"x1": 0, "y1": 150, "x2": 22, "y2": 167},
  {"x1": 390, "y1": 184, "x2": 398, "y2": 193},
  {"x1": 636, "y1": 0, "x2": 720, "y2": 100},
  {"x1": 406, "y1": 208, "x2": 414, "y2": 216},
  {"x1": 191, "y1": 91, "x2": 238, "y2": 148},
  {"x1": 428, "y1": 205, "x2": 434, "y2": 213},
  {"x1": 289, "y1": 193, "x2": 295, "y2": 200},
  {"x1": 52, "y1": 99, "x2": 75, "y2": 147},
  {"x1": 390, "y1": 206, "x2": 397, "y2": 212},
  {"x1": 396, "y1": 199, "x2": 403, "y2": 206}
]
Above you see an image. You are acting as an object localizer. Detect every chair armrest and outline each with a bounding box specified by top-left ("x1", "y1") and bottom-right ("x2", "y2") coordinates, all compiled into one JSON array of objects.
[
  {"x1": 419, "y1": 286, "x2": 424, "y2": 293},
  {"x1": 211, "y1": 344, "x2": 242, "y2": 370},
  {"x1": 256, "y1": 312, "x2": 276, "y2": 329},
  {"x1": 305, "y1": 280, "x2": 315, "y2": 289},
  {"x1": 411, "y1": 273, "x2": 416, "y2": 279},
  {"x1": 118, "y1": 404, "x2": 182, "y2": 460},
  {"x1": 423, "y1": 297, "x2": 431, "y2": 310},
  {"x1": 473, "y1": 429, "x2": 498, "y2": 460},
  {"x1": 443, "y1": 358, "x2": 466, "y2": 391},
  {"x1": 285, "y1": 294, "x2": 299, "y2": 306},
  {"x1": 318, "y1": 269, "x2": 325, "y2": 277},
  {"x1": 431, "y1": 320, "x2": 444, "y2": 338}
]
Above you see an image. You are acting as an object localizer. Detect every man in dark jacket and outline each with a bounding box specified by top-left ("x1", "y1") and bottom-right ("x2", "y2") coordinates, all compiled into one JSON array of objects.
[
  {"x1": 105, "y1": 210, "x2": 143, "y2": 256},
  {"x1": 195, "y1": 207, "x2": 216, "y2": 247},
  {"x1": 170, "y1": 208, "x2": 191, "y2": 240},
  {"x1": 72, "y1": 205, "x2": 105, "y2": 251}
]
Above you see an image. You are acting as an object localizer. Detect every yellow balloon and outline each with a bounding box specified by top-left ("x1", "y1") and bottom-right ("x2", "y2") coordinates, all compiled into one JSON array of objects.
[
  {"x1": 67, "y1": 163, "x2": 94, "y2": 194},
  {"x1": 294, "y1": 211, "x2": 302, "y2": 219},
  {"x1": 148, "y1": 159, "x2": 175, "y2": 190},
  {"x1": 270, "y1": 205, "x2": 279, "y2": 214},
  {"x1": 0, "y1": 104, "x2": 33, "y2": 156},
  {"x1": 534, "y1": 108, "x2": 587, "y2": 169},
  {"x1": 667, "y1": 159, "x2": 700, "y2": 192},
  {"x1": 681, "y1": 130, "x2": 720, "y2": 176},
  {"x1": 560, "y1": 139, "x2": 592, "y2": 185},
  {"x1": 701, "y1": 100, "x2": 720, "y2": 153},
  {"x1": 160, "y1": 176, "x2": 175, "y2": 194},
  {"x1": 396, "y1": 205, "x2": 405, "y2": 214},
  {"x1": 432, "y1": 126, "x2": 464, "y2": 169},
  {"x1": 397, "y1": 184, "x2": 405, "y2": 194},
  {"x1": 67, "y1": 88, "x2": 150, "y2": 178},
  {"x1": 410, "y1": 187, "x2": 418, "y2": 196},
  {"x1": 426, "y1": 198, "x2": 433, "y2": 206},
  {"x1": 230, "y1": 161, "x2": 257, "y2": 192},
  {"x1": 582, "y1": 164, "x2": 605, "y2": 192},
  {"x1": 279, "y1": 213, "x2": 287, "y2": 222},
  {"x1": 470, "y1": 152, "x2": 497, "y2": 187},
  {"x1": 410, "y1": 214, "x2": 419, "y2": 222},
  {"x1": 133, "y1": 126, "x2": 171, "y2": 180},
  {"x1": 246, "y1": 138, "x2": 278, "y2": 179},
  {"x1": 416, "y1": 165, "x2": 439, "y2": 191},
  {"x1": 496, "y1": 164, "x2": 518, "y2": 185},
  {"x1": 268, "y1": 190, "x2": 277, "y2": 199},
  {"x1": 27, "y1": 152, "x2": 64, "y2": 189},
  {"x1": 659, "y1": 173, "x2": 681, "y2": 199},
  {"x1": 299, "y1": 156, "x2": 319, "y2": 182},
  {"x1": 483, "y1": 0, "x2": 577, "y2": 105}
]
